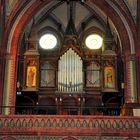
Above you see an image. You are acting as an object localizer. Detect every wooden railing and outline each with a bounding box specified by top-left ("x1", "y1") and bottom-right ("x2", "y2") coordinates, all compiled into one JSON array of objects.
[
  {"x1": 2, "y1": 105, "x2": 121, "y2": 116},
  {"x1": 0, "y1": 115, "x2": 140, "y2": 137}
]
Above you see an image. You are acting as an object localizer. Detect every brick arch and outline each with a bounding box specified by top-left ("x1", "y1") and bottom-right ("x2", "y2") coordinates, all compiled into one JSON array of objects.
[
  {"x1": 62, "y1": 136, "x2": 78, "y2": 140},
  {"x1": 2, "y1": 0, "x2": 136, "y2": 113}
]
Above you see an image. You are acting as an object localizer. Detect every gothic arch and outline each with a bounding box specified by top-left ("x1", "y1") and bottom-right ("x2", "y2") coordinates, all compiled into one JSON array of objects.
[
  {"x1": 62, "y1": 136, "x2": 78, "y2": 140},
  {"x1": 2, "y1": 0, "x2": 137, "y2": 113}
]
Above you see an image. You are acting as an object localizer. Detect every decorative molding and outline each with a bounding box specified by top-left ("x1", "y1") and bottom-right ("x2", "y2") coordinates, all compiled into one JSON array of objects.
[
  {"x1": 0, "y1": 136, "x2": 139, "y2": 140},
  {"x1": 0, "y1": 115, "x2": 140, "y2": 137},
  {"x1": 128, "y1": 57, "x2": 138, "y2": 103}
]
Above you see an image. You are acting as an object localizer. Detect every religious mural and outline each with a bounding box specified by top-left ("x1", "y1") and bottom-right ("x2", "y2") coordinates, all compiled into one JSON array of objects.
[
  {"x1": 26, "y1": 66, "x2": 36, "y2": 87},
  {"x1": 104, "y1": 66, "x2": 115, "y2": 88}
]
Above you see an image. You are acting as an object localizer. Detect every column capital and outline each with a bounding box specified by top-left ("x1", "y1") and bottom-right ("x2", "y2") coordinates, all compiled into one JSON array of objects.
[
  {"x1": 0, "y1": 53, "x2": 17, "y2": 60},
  {"x1": 128, "y1": 54, "x2": 136, "y2": 61}
]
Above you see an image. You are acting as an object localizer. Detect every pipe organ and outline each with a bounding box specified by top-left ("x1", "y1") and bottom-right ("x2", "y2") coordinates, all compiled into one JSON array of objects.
[
  {"x1": 58, "y1": 48, "x2": 83, "y2": 92},
  {"x1": 16, "y1": 10, "x2": 121, "y2": 116}
]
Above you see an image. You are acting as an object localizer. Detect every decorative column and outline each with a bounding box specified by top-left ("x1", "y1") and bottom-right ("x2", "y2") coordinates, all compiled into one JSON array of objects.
[
  {"x1": 125, "y1": 55, "x2": 138, "y2": 103},
  {"x1": 78, "y1": 97, "x2": 81, "y2": 115},
  {"x1": 2, "y1": 53, "x2": 17, "y2": 114},
  {"x1": 124, "y1": 54, "x2": 138, "y2": 115}
]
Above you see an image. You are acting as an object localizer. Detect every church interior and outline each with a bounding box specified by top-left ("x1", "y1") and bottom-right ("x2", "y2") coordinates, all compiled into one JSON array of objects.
[{"x1": 0, "y1": 0, "x2": 140, "y2": 139}]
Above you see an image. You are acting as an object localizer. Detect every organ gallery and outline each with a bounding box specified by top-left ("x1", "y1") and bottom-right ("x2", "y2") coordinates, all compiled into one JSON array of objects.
[
  {"x1": 15, "y1": 3, "x2": 123, "y2": 115},
  {"x1": 1, "y1": 0, "x2": 140, "y2": 139}
]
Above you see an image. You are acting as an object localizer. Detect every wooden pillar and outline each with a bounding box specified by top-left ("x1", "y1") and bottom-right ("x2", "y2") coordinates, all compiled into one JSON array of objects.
[
  {"x1": 59, "y1": 97, "x2": 62, "y2": 115},
  {"x1": 78, "y1": 98, "x2": 81, "y2": 115}
]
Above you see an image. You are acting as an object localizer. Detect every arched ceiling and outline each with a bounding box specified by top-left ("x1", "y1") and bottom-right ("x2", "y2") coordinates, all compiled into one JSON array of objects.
[
  {"x1": 22, "y1": 1, "x2": 111, "y2": 37},
  {"x1": 5, "y1": 0, "x2": 137, "y2": 55},
  {"x1": 5, "y1": 0, "x2": 137, "y2": 34}
]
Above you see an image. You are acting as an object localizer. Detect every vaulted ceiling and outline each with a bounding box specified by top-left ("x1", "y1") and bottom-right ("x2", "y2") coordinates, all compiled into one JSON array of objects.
[
  {"x1": 26, "y1": 1, "x2": 108, "y2": 37},
  {"x1": 35, "y1": 1, "x2": 105, "y2": 30},
  {"x1": 4, "y1": 0, "x2": 138, "y2": 55},
  {"x1": 6, "y1": 0, "x2": 137, "y2": 30}
]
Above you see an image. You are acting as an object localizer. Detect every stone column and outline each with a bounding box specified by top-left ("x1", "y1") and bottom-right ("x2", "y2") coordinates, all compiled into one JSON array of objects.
[
  {"x1": 128, "y1": 55, "x2": 137, "y2": 103},
  {"x1": 124, "y1": 54, "x2": 138, "y2": 115},
  {"x1": 2, "y1": 53, "x2": 17, "y2": 114}
]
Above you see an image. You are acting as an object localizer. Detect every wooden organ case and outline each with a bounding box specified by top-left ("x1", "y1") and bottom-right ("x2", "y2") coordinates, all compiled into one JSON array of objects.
[{"x1": 16, "y1": 20, "x2": 122, "y2": 116}]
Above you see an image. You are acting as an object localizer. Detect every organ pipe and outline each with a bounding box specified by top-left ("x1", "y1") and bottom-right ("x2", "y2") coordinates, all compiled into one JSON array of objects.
[{"x1": 58, "y1": 48, "x2": 83, "y2": 92}]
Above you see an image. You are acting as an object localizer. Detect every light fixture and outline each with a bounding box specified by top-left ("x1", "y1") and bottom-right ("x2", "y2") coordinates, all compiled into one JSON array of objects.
[
  {"x1": 85, "y1": 34, "x2": 103, "y2": 49},
  {"x1": 39, "y1": 33, "x2": 57, "y2": 49}
]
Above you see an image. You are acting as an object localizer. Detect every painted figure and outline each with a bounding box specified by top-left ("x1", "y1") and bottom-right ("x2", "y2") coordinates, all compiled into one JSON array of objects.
[
  {"x1": 105, "y1": 67, "x2": 114, "y2": 88},
  {"x1": 27, "y1": 67, "x2": 36, "y2": 87}
]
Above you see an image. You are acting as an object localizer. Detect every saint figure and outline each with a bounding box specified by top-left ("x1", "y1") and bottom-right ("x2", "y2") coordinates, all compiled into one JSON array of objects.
[
  {"x1": 27, "y1": 68, "x2": 35, "y2": 87},
  {"x1": 105, "y1": 68, "x2": 114, "y2": 88}
]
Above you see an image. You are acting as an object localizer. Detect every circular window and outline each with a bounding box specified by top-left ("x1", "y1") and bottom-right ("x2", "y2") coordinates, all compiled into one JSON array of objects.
[
  {"x1": 85, "y1": 34, "x2": 103, "y2": 49},
  {"x1": 39, "y1": 34, "x2": 57, "y2": 49}
]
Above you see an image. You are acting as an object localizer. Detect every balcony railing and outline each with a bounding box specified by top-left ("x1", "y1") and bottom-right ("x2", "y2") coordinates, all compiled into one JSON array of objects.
[
  {"x1": 0, "y1": 105, "x2": 139, "y2": 138},
  {"x1": 0, "y1": 115, "x2": 140, "y2": 137}
]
